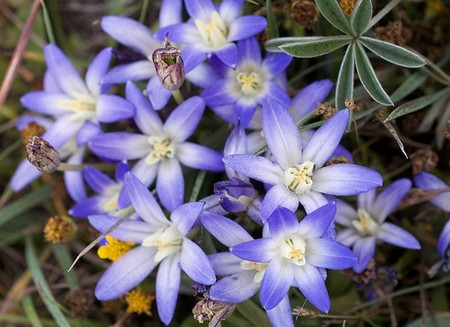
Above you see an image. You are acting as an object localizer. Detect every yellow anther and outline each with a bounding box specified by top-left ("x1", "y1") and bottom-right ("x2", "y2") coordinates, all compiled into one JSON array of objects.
[{"x1": 97, "y1": 235, "x2": 135, "y2": 261}]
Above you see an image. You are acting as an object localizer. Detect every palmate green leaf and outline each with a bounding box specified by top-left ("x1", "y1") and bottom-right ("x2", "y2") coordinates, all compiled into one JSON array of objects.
[
  {"x1": 335, "y1": 43, "x2": 355, "y2": 109},
  {"x1": 315, "y1": 0, "x2": 352, "y2": 35},
  {"x1": 385, "y1": 87, "x2": 449, "y2": 122},
  {"x1": 354, "y1": 41, "x2": 393, "y2": 106},
  {"x1": 350, "y1": 0, "x2": 372, "y2": 36},
  {"x1": 279, "y1": 36, "x2": 352, "y2": 58},
  {"x1": 360, "y1": 36, "x2": 426, "y2": 68}
]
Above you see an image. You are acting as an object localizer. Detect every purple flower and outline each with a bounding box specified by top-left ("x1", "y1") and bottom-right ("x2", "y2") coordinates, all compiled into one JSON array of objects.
[
  {"x1": 201, "y1": 211, "x2": 293, "y2": 326},
  {"x1": 202, "y1": 37, "x2": 292, "y2": 127},
  {"x1": 88, "y1": 82, "x2": 224, "y2": 212},
  {"x1": 414, "y1": 172, "x2": 450, "y2": 261},
  {"x1": 224, "y1": 98, "x2": 383, "y2": 220},
  {"x1": 11, "y1": 44, "x2": 134, "y2": 194},
  {"x1": 335, "y1": 179, "x2": 421, "y2": 273},
  {"x1": 101, "y1": 15, "x2": 219, "y2": 109},
  {"x1": 203, "y1": 204, "x2": 356, "y2": 314},
  {"x1": 69, "y1": 162, "x2": 130, "y2": 218},
  {"x1": 89, "y1": 172, "x2": 215, "y2": 325},
  {"x1": 157, "y1": 0, "x2": 267, "y2": 69}
]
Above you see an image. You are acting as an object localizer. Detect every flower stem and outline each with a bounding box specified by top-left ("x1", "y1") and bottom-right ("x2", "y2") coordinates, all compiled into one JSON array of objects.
[{"x1": 172, "y1": 89, "x2": 184, "y2": 105}]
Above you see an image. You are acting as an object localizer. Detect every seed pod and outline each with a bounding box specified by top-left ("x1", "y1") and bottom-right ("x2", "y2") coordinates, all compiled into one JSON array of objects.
[
  {"x1": 25, "y1": 135, "x2": 61, "y2": 173},
  {"x1": 152, "y1": 33, "x2": 185, "y2": 91}
]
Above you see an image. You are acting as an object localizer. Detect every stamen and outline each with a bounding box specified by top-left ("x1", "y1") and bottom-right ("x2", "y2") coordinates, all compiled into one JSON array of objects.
[
  {"x1": 195, "y1": 11, "x2": 228, "y2": 49},
  {"x1": 236, "y1": 72, "x2": 262, "y2": 96},
  {"x1": 284, "y1": 161, "x2": 315, "y2": 195},
  {"x1": 352, "y1": 209, "x2": 379, "y2": 236},
  {"x1": 142, "y1": 224, "x2": 183, "y2": 262},
  {"x1": 280, "y1": 237, "x2": 306, "y2": 266},
  {"x1": 240, "y1": 260, "x2": 268, "y2": 283},
  {"x1": 145, "y1": 136, "x2": 175, "y2": 165}
]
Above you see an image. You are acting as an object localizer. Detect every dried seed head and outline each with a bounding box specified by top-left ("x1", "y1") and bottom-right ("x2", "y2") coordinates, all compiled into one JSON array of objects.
[
  {"x1": 44, "y1": 216, "x2": 77, "y2": 244},
  {"x1": 374, "y1": 21, "x2": 412, "y2": 47},
  {"x1": 192, "y1": 297, "x2": 235, "y2": 326},
  {"x1": 152, "y1": 33, "x2": 185, "y2": 91},
  {"x1": 316, "y1": 102, "x2": 337, "y2": 120},
  {"x1": 64, "y1": 289, "x2": 93, "y2": 317},
  {"x1": 25, "y1": 136, "x2": 61, "y2": 173},
  {"x1": 290, "y1": 0, "x2": 319, "y2": 29},
  {"x1": 411, "y1": 148, "x2": 439, "y2": 174},
  {"x1": 339, "y1": 0, "x2": 358, "y2": 16}
]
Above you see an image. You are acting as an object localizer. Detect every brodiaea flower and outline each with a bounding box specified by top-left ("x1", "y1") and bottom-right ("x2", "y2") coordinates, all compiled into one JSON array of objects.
[
  {"x1": 203, "y1": 204, "x2": 356, "y2": 314},
  {"x1": 157, "y1": 0, "x2": 267, "y2": 69},
  {"x1": 224, "y1": 98, "x2": 383, "y2": 220},
  {"x1": 88, "y1": 82, "x2": 223, "y2": 212},
  {"x1": 335, "y1": 178, "x2": 421, "y2": 273},
  {"x1": 88, "y1": 172, "x2": 215, "y2": 325}
]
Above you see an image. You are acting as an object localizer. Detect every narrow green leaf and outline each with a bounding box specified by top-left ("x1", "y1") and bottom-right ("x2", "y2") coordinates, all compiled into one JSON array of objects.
[
  {"x1": 265, "y1": 36, "x2": 328, "y2": 52},
  {"x1": 279, "y1": 36, "x2": 352, "y2": 58},
  {"x1": 0, "y1": 184, "x2": 51, "y2": 227},
  {"x1": 335, "y1": 43, "x2": 355, "y2": 109},
  {"x1": 350, "y1": 0, "x2": 372, "y2": 36},
  {"x1": 52, "y1": 244, "x2": 79, "y2": 290},
  {"x1": 315, "y1": 0, "x2": 352, "y2": 35},
  {"x1": 236, "y1": 300, "x2": 271, "y2": 327},
  {"x1": 354, "y1": 41, "x2": 393, "y2": 106},
  {"x1": 390, "y1": 71, "x2": 428, "y2": 103},
  {"x1": 40, "y1": 0, "x2": 55, "y2": 44},
  {"x1": 266, "y1": 0, "x2": 279, "y2": 39},
  {"x1": 385, "y1": 87, "x2": 449, "y2": 122},
  {"x1": 25, "y1": 238, "x2": 71, "y2": 327},
  {"x1": 22, "y1": 296, "x2": 44, "y2": 327},
  {"x1": 360, "y1": 36, "x2": 426, "y2": 68}
]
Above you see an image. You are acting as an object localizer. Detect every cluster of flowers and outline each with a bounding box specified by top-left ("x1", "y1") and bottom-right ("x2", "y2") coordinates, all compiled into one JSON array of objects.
[{"x1": 12, "y1": 0, "x2": 450, "y2": 325}]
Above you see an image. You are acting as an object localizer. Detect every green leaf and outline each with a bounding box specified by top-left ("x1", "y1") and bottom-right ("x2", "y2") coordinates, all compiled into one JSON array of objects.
[
  {"x1": 266, "y1": 0, "x2": 279, "y2": 39},
  {"x1": 354, "y1": 41, "x2": 393, "y2": 106},
  {"x1": 350, "y1": 0, "x2": 372, "y2": 36},
  {"x1": 0, "y1": 184, "x2": 51, "y2": 227},
  {"x1": 315, "y1": 0, "x2": 352, "y2": 35},
  {"x1": 266, "y1": 36, "x2": 327, "y2": 52},
  {"x1": 236, "y1": 300, "x2": 271, "y2": 327},
  {"x1": 22, "y1": 296, "x2": 44, "y2": 327},
  {"x1": 335, "y1": 43, "x2": 355, "y2": 109},
  {"x1": 52, "y1": 244, "x2": 79, "y2": 290},
  {"x1": 390, "y1": 71, "x2": 428, "y2": 103},
  {"x1": 279, "y1": 36, "x2": 352, "y2": 58},
  {"x1": 360, "y1": 36, "x2": 426, "y2": 68},
  {"x1": 385, "y1": 87, "x2": 449, "y2": 122},
  {"x1": 25, "y1": 238, "x2": 71, "y2": 327}
]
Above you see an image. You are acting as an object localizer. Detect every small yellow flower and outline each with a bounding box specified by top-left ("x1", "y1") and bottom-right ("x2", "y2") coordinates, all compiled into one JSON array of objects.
[
  {"x1": 44, "y1": 216, "x2": 77, "y2": 244},
  {"x1": 97, "y1": 235, "x2": 135, "y2": 261},
  {"x1": 125, "y1": 288, "x2": 155, "y2": 316},
  {"x1": 339, "y1": 0, "x2": 358, "y2": 15}
]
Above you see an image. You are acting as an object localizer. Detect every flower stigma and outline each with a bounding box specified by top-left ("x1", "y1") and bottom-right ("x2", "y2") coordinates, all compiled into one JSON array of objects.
[
  {"x1": 145, "y1": 136, "x2": 175, "y2": 165},
  {"x1": 352, "y1": 209, "x2": 379, "y2": 236},
  {"x1": 236, "y1": 72, "x2": 262, "y2": 96},
  {"x1": 195, "y1": 11, "x2": 228, "y2": 49},
  {"x1": 280, "y1": 236, "x2": 306, "y2": 266},
  {"x1": 283, "y1": 161, "x2": 315, "y2": 195},
  {"x1": 142, "y1": 224, "x2": 183, "y2": 262},
  {"x1": 240, "y1": 260, "x2": 268, "y2": 283}
]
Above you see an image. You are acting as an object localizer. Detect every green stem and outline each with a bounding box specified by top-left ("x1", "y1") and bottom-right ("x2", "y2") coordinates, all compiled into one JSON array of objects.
[{"x1": 172, "y1": 89, "x2": 184, "y2": 104}]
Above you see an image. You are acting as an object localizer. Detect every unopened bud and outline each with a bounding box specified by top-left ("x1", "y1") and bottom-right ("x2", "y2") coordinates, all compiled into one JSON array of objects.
[
  {"x1": 152, "y1": 33, "x2": 185, "y2": 91},
  {"x1": 25, "y1": 135, "x2": 61, "y2": 173}
]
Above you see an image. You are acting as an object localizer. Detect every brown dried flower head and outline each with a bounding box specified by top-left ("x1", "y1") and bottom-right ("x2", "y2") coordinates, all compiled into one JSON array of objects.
[
  {"x1": 25, "y1": 135, "x2": 61, "y2": 173},
  {"x1": 152, "y1": 33, "x2": 185, "y2": 91},
  {"x1": 44, "y1": 215, "x2": 77, "y2": 244},
  {"x1": 290, "y1": 0, "x2": 319, "y2": 29}
]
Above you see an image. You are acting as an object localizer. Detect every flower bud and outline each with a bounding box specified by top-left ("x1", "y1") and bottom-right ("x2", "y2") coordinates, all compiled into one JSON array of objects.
[
  {"x1": 152, "y1": 33, "x2": 185, "y2": 91},
  {"x1": 25, "y1": 135, "x2": 61, "y2": 173}
]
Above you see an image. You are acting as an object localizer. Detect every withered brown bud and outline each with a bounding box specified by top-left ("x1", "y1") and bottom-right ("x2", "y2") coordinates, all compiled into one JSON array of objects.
[
  {"x1": 25, "y1": 135, "x2": 61, "y2": 173},
  {"x1": 192, "y1": 297, "x2": 235, "y2": 326},
  {"x1": 152, "y1": 33, "x2": 185, "y2": 91}
]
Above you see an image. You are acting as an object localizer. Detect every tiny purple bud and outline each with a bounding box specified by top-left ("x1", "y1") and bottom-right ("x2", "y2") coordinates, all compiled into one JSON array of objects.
[
  {"x1": 152, "y1": 33, "x2": 185, "y2": 91},
  {"x1": 25, "y1": 135, "x2": 61, "y2": 173}
]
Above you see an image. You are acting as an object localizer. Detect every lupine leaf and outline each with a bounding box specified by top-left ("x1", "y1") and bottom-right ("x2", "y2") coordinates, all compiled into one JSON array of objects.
[
  {"x1": 315, "y1": 0, "x2": 352, "y2": 35},
  {"x1": 279, "y1": 36, "x2": 352, "y2": 58},
  {"x1": 385, "y1": 87, "x2": 449, "y2": 122},
  {"x1": 350, "y1": 0, "x2": 372, "y2": 36},
  {"x1": 265, "y1": 36, "x2": 329, "y2": 52},
  {"x1": 335, "y1": 43, "x2": 355, "y2": 109},
  {"x1": 354, "y1": 41, "x2": 393, "y2": 106},
  {"x1": 360, "y1": 36, "x2": 426, "y2": 68}
]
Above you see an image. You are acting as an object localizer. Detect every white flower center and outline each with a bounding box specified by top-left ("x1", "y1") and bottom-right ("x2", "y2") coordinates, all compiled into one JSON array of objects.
[
  {"x1": 352, "y1": 209, "x2": 379, "y2": 236},
  {"x1": 283, "y1": 161, "x2": 315, "y2": 195},
  {"x1": 240, "y1": 260, "x2": 268, "y2": 283},
  {"x1": 195, "y1": 11, "x2": 228, "y2": 49},
  {"x1": 142, "y1": 224, "x2": 183, "y2": 262},
  {"x1": 145, "y1": 136, "x2": 175, "y2": 165},
  {"x1": 279, "y1": 236, "x2": 306, "y2": 266},
  {"x1": 56, "y1": 95, "x2": 97, "y2": 121},
  {"x1": 236, "y1": 72, "x2": 262, "y2": 96}
]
